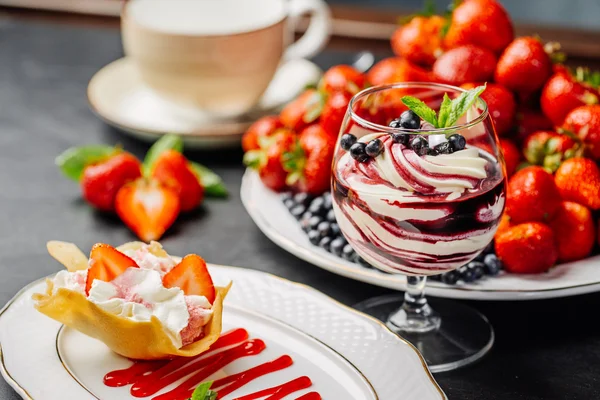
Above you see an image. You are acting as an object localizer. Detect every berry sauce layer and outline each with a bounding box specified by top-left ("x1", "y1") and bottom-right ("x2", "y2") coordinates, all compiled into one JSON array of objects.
[{"x1": 332, "y1": 133, "x2": 506, "y2": 275}]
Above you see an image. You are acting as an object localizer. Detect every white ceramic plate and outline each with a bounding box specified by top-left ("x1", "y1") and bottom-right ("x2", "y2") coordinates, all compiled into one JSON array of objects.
[
  {"x1": 0, "y1": 265, "x2": 445, "y2": 400},
  {"x1": 87, "y1": 58, "x2": 322, "y2": 149},
  {"x1": 241, "y1": 170, "x2": 600, "y2": 301}
]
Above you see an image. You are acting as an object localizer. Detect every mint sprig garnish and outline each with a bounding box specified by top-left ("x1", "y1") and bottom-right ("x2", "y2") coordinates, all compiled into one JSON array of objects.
[
  {"x1": 189, "y1": 381, "x2": 217, "y2": 400},
  {"x1": 400, "y1": 84, "x2": 486, "y2": 134}
]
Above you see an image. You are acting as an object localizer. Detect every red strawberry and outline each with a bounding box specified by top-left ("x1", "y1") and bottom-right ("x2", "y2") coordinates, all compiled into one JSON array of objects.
[
  {"x1": 285, "y1": 124, "x2": 335, "y2": 195},
  {"x1": 320, "y1": 91, "x2": 352, "y2": 138},
  {"x1": 81, "y1": 153, "x2": 142, "y2": 211},
  {"x1": 549, "y1": 201, "x2": 596, "y2": 262},
  {"x1": 496, "y1": 213, "x2": 513, "y2": 237},
  {"x1": 367, "y1": 57, "x2": 432, "y2": 86},
  {"x1": 244, "y1": 130, "x2": 296, "y2": 192},
  {"x1": 163, "y1": 254, "x2": 215, "y2": 303},
  {"x1": 541, "y1": 69, "x2": 599, "y2": 126},
  {"x1": 554, "y1": 158, "x2": 600, "y2": 210},
  {"x1": 495, "y1": 222, "x2": 557, "y2": 274},
  {"x1": 391, "y1": 15, "x2": 445, "y2": 66},
  {"x1": 515, "y1": 108, "x2": 553, "y2": 144},
  {"x1": 523, "y1": 130, "x2": 582, "y2": 172},
  {"x1": 506, "y1": 166, "x2": 561, "y2": 223},
  {"x1": 280, "y1": 89, "x2": 322, "y2": 132},
  {"x1": 494, "y1": 37, "x2": 552, "y2": 94},
  {"x1": 115, "y1": 178, "x2": 180, "y2": 242},
  {"x1": 562, "y1": 105, "x2": 600, "y2": 160},
  {"x1": 151, "y1": 150, "x2": 204, "y2": 212},
  {"x1": 462, "y1": 82, "x2": 516, "y2": 135},
  {"x1": 433, "y1": 45, "x2": 496, "y2": 86},
  {"x1": 320, "y1": 65, "x2": 366, "y2": 95},
  {"x1": 499, "y1": 138, "x2": 521, "y2": 177},
  {"x1": 242, "y1": 116, "x2": 284, "y2": 152},
  {"x1": 444, "y1": 0, "x2": 514, "y2": 54},
  {"x1": 85, "y1": 243, "x2": 139, "y2": 295}
]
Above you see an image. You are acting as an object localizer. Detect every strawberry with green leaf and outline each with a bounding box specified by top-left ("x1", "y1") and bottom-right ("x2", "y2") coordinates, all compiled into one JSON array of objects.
[
  {"x1": 244, "y1": 129, "x2": 296, "y2": 192},
  {"x1": 319, "y1": 64, "x2": 366, "y2": 96},
  {"x1": 523, "y1": 130, "x2": 583, "y2": 172},
  {"x1": 391, "y1": 14, "x2": 446, "y2": 67}
]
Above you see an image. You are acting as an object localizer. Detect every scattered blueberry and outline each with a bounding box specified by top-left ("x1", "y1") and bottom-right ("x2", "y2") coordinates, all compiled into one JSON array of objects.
[
  {"x1": 458, "y1": 265, "x2": 476, "y2": 282},
  {"x1": 326, "y1": 208, "x2": 336, "y2": 222},
  {"x1": 280, "y1": 192, "x2": 293, "y2": 202},
  {"x1": 308, "y1": 215, "x2": 322, "y2": 230},
  {"x1": 342, "y1": 243, "x2": 356, "y2": 261},
  {"x1": 410, "y1": 136, "x2": 429, "y2": 156},
  {"x1": 350, "y1": 142, "x2": 370, "y2": 163},
  {"x1": 330, "y1": 222, "x2": 341, "y2": 236},
  {"x1": 307, "y1": 230, "x2": 320, "y2": 245},
  {"x1": 308, "y1": 197, "x2": 326, "y2": 216},
  {"x1": 429, "y1": 274, "x2": 442, "y2": 282},
  {"x1": 293, "y1": 192, "x2": 312, "y2": 207},
  {"x1": 323, "y1": 192, "x2": 333, "y2": 209},
  {"x1": 290, "y1": 205, "x2": 306, "y2": 220},
  {"x1": 340, "y1": 133, "x2": 357, "y2": 151},
  {"x1": 433, "y1": 141, "x2": 453, "y2": 155},
  {"x1": 400, "y1": 110, "x2": 421, "y2": 129},
  {"x1": 317, "y1": 221, "x2": 332, "y2": 238},
  {"x1": 469, "y1": 261, "x2": 485, "y2": 280},
  {"x1": 442, "y1": 270, "x2": 459, "y2": 285},
  {"x1": 391, "y1": 133, "x2": 410, "y2": 145},
  {"x1": 283, "y1": 198, "x2": 296, "y2": 210},
  {"x1": 330, "y1": 237, "x2": 346, "y2": 257},
  {"x1": 448, "y1": 134, "x2": 466, "y2": 151},
  {"x1": 483, "y1": 253, "x2": 502, "y2": 276},
  {"x1": 300, "y1": 215, "x2": 313, "y2": 232},
  {"x1": 319, "y1": 236, "x2": 332, "y2": 251},
  {"x1": 365, "y1": 139, "x2": 384, "y2": 157}
]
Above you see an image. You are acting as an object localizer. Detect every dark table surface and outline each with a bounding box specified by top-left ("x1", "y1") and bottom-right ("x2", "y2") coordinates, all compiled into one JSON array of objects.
[{"x1": 1, "y1": 17, "x2": 599, "y2": 400}]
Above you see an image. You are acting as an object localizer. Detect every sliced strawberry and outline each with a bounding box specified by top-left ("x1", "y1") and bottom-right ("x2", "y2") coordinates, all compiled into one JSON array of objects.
[
  {"x1": 163, "y1": 254, "x2": 215, "y2": 303},
  {"x1": 115, "y1": 178, "x2": 180, "y2": 242},
  {"x1": 85, "y1": 243, "x2": 139, "y2": 294}
]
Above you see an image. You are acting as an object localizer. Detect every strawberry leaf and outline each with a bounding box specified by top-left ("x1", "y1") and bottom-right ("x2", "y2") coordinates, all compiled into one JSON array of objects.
[
  {"x1": 401, "y1": 96, "x2": 438, "y2": 127},
  {"x1": 303, "y1": 92, "x2": 326, "y2": 124},
  {"x1": 282, "y1": 141, "x2": 306, "y2": 173},
  {"x1": 437, "y1": 93, "x2": 452, "y2": 128},
  {"x1": 444, "y1": 84, "x2": 486, "y2": 128},
  {"x1": 143, "y1": 134, "x2": 184, "y2": 175},
  {"x1": 189, "y1": 162, "x2": 228, "y2": 198},
  {"x1": 242, "y1": 150, "x2": 264, "y2": 170},
  {"x1": 55, "y1": 145, "x2": 117, "y2": 181}
]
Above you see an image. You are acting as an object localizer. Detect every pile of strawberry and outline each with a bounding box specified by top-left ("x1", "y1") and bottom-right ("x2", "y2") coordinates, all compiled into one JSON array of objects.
[{"x1": 57, "y1": 135, "x2": 227, "y2": 242}]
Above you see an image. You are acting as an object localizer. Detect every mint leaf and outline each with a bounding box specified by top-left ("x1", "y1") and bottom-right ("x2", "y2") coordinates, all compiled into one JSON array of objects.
[
  {"x1": 401, "y1": 96, "x2": 438, "y2": 127},
  {"x1": 55, "y1": 145, "x2": 117, "y2": 181},
  {"x1": 190, "y1": 381, "x2": 215, "y2": 400},
  {"x1": 437, "y1": 93, "x2": 452, "y2": 129},
  {"x1": 143, "y1": 134, "x2": 184, "y2": 175},
  {"x1": 444, "y1": 85, "x2": 486, "y2": 128},
  {"x1": 189, "y1": 162, "x2": 228, "y2": 198}
]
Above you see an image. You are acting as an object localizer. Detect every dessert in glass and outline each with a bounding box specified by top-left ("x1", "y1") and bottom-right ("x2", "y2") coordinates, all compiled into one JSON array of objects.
[{"x1": 332, "y1": 82, "x2": 506, "y2": 371}]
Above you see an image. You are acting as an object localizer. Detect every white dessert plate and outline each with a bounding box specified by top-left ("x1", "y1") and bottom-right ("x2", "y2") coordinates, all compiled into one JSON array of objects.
[
  {"x1": 241, "y1": 169, "x2": 600, "y2": 301},
  {"x1": 0, "y1": 265, "x2": 445, "y2": 400},
  {"x1": 87, "y1": 57, "x2": 322, "y2": 149}
]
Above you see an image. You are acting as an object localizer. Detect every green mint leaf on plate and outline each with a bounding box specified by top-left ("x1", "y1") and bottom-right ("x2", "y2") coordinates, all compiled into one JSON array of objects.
[
  {"x1": 143, "y1": 134, "x2": 184, "y2": 175},
  {"x1": 55, "y1": 145, "x2": 117, "y2": 181},
  {"x1": 189, "y1": 162, "x2": 228, "y2": 198},
  {"x1": 189, "y1": 381, "x2": 215, "y2": 400},
  {"x1": 437, "y1": 93, "x2": 452, "y2": 129},
  {"x1": 401, "y1": 96, "x2": 438, "y2": 127},
  {"x1": 444, "y1": 84, "x2": 486, "y2": 128}
]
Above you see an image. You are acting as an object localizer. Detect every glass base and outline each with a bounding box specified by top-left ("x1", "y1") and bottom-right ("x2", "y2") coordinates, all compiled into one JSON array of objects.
[{"x1": 354, "y1": 294, "x2": 494, "y2": 373}]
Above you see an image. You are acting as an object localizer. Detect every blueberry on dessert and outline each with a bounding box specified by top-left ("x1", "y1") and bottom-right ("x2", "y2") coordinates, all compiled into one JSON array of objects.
[
  {"x1": 399, "y1": 110, "x2": 421, "y2": 129},
  {"x1": 391, "y1": 132, "x2": 410, "y2": 145},
  {"x1": 365, "y1": 139, "x2": 384, "y2": 157},
  {"x1": 410, "y1": 136, "x2": 429, "y2": 156},
  {"x1": 349, "y1": 142, "x2": 370, "y2": 163},
  {"x1": 340, "y1": 133, "x2": 357, "y2": 151},
  {"x1": 448, "y1": 134, "x2": 467, "y2": 151}
]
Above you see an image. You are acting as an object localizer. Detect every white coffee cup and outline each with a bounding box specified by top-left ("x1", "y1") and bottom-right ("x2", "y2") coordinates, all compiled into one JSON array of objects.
[{"x1": 122, "y1": 0, "x2": 331, "y2": 116}]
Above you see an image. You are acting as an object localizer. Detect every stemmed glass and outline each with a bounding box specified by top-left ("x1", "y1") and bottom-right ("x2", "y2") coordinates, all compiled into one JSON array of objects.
[{"x1": 331, "y1": 82, "x2": 506, "y2": 372}]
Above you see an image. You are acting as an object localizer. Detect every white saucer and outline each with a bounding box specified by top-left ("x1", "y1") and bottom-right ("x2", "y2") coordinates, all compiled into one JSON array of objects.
[{"x1": 87, "y1": 58, "x2": 322, "y2": 149}]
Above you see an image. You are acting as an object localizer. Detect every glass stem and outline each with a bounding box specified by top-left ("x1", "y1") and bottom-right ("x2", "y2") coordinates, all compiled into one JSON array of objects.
[{"x1": 387, "y1": 275, "x2": 441, "y2": 334}]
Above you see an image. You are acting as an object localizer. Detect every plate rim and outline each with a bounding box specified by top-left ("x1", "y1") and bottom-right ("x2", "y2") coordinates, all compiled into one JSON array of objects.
[
  {"x1": 241, "y1": 169, "x2": 600, "y2": 301},
  {"x1": 0, "y1": 265, "x2": 446, "y2": 400}
]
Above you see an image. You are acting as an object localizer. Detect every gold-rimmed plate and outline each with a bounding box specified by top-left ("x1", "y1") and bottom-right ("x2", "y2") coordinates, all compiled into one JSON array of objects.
[{"x1": 0, "y1": 265, "x2": 445, "y2": 400}]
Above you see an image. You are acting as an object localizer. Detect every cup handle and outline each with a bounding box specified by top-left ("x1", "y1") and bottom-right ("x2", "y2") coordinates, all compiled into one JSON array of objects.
[{"x1": 284, "y1": 0, "x2": 332, "y2": 60}]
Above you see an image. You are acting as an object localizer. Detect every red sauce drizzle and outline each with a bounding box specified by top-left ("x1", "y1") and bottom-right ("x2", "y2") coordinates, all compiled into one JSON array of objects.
[{"x1": 103, "y1": 328, "x2": 322, "y2": 400}]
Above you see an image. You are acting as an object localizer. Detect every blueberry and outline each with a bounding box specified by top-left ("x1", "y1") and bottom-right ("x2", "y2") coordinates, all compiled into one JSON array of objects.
[
  {"x1": 293, "y1": 192, "x2": 312, "y2": 207},
  {"x1": 433, "y1": 141, "x2": 453, "y2": 155},
  {"x1": 280, "y1": 192, "x2": 293, "y2": 202},
  {"x1": 283, "y1": 198, "x2": 296, "y2": 210},
  {"x1": 323, "y1": 192, "x2": 333, "y2": 209},
  {"x1": 391, "y1": 133, "x2": 410, "y2": 145},
  {"x1": 317, "y1": 221, "x2": 331, "y2": 237},
  {"x1": 350, "y1": 142, "x2": 370, "y2": 162},
  {"x1": 308, "y1": 230, "x2": 321, "y2": 245},
  {"x1": 326, "y1": 208, "x2": 336, "y2": 222},
  {"x1": 458, "y1": 265, "x2": 475, "y2": 282},
  {"x1": 356, "y1": 256, "x2": 371, "y2": 268},
  {"x1": 300, "y1": 215, "x2": 313, "y2": 232},
  {"x1": 441, "y1": 270, "x2": 459, "y2": 285},
  {"x1": 365, "y1": 139, "x2": 384, "y2": 157},
  {"x1": 290, "y1": 205, "x2": 306, "y2": 220},
  {"x1": 400, "y1": 110, "x2": 421, "y2": 129},
  {"x1": 410, "y1": 136, "x2": 429, "y2": 155},
  {"x1": 429, "y1": 274, "x2": 442, "y2": 281},
  {"x1": 330, "y1": 237, "x2": 347, "y2": 257},
  {"x1": 389, "y1": 119, "x2": 402, "y2": 128},
  {"x1": 469, "y1": 261, "x2": 485, "y2": 280},
  {"x1": 448, "y1": 134, "x2": 466, "y2": 151},
  {"x1": 308, "y1": 215, "x2": 322, "y2": 230},
  {"x1": 342, "y1": 243, "x2": 356, "y2": 261},
  {"x1": 308, "y1": 197, "x2": 326, "y2": 216},
  {"x1": 330, "y1": 222, "x2": 341, "y2": 236},
  {"x1": 483, "y1": 254, "x2": 502, "y2": 276},
  {"x1": 319, "y1": 236, "x2": 332, "y2": 251},
  {"x1": 427, "y1": 147, "x2": 439, "y2": 156},
  {"x1": 340, "y1": 133, "x2": 357, "y2": 151}
]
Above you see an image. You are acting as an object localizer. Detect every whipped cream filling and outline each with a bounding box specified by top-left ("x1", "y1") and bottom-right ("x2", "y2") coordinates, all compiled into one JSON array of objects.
[
  {"x1": 52, "y1": 269, "x2": 87, "y2": 294},
  {"x1": 121, "y1": 246, "x2": 176, "y2": 276}
]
